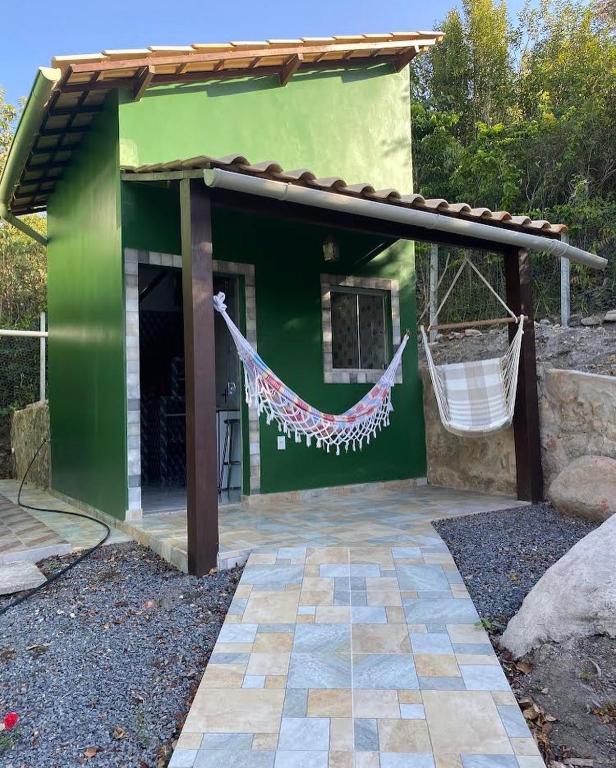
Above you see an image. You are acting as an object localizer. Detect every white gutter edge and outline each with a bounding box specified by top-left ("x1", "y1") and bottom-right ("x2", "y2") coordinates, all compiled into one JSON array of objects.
[{"x1": 204, "y1": 168, "x2": 607, "y2": 271}]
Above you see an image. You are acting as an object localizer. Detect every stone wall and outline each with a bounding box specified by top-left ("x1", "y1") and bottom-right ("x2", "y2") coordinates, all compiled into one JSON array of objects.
[
  {"x1": 540, "y1": 368, "x2": 616, "y2": 488},
  {"x1": 10, "y1": 401, "x2": 50, "y2": 488},
  {"x1": 421, "y1": 367, "x2": 517, "y2": 495},
  {"x1": 422, "y1": 365, "x2": 616, "y2": 496}
]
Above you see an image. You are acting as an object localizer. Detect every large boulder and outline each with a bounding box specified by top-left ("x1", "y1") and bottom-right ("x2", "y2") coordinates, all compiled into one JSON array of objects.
[
  {"x1": 548, "y1": 455, "x2": 616, "y2": 522},
  {"x1": 501, "y1": 514, "x2": 616, "y2": 658}
]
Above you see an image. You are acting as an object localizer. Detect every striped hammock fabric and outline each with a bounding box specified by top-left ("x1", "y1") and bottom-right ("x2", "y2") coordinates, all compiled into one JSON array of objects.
[{"x1": 213, "y1": 293, "x2": 408, "y2": 455}]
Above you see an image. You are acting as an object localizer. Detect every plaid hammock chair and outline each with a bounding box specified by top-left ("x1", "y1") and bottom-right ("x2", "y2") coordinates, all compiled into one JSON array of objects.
[
  {"x1": 420, "y1": 257, "x2": 525, "y2": 438},
  {"x1": 213, "y1": 293, "x2": 408, "y2": 455}
]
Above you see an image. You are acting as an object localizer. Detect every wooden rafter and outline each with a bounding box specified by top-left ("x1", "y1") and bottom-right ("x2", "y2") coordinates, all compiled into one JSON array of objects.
[
  {"x1": 279, "y1": 54, "x2": 303, "y2": 86},
  {"x1": 133, "y1": 65, "x2": 155, "y2": 101}
]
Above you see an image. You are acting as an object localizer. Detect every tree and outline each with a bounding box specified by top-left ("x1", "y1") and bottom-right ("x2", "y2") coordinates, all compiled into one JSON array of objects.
[{"x1": 0, "y1": 89, "x2": 47, "y2": 330}]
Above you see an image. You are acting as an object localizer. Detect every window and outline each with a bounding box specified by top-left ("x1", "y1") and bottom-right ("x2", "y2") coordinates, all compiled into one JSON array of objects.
[{"x1": 330, "y1": 288, "x2": 389, "y2": 370}]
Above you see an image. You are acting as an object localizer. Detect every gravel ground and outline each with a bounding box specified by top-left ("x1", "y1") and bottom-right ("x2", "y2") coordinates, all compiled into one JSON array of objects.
[
  {"x1": 0, "y1": 542, "x2": 241, "y2": 768},
  {"x1": 435, "y1": 504, "x2": 616, "y2": 767},
  {"x1": 433, "y1": 503, "x2": 598, "y2": 624}
]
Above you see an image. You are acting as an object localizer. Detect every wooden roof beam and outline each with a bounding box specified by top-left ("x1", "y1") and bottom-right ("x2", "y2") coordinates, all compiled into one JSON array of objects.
[
  {"x1": 279, "y1": 53, "x2": 303, "y2": 86},
  {"x1": 133, "y1": 65, "x2": 155, "y2": 101},
  {"x1": 392, "y1": 46, "x2": 420, "y2": 72}
]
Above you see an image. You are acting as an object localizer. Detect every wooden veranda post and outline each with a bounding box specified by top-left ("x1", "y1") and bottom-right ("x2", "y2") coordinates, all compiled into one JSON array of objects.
[
  {"x1": 180, "y1": 178, "x2": 219, "y2": 575},
  {"x1": 504, "y1": 248, "x2": 544, "y2": 503}
]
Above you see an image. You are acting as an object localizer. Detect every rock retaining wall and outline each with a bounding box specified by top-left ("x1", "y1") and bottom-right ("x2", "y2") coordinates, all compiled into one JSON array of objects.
[
  {"x1": 422, "y1": 366, "x2": 616, "y2": 496},
  {"x1": 10, "y1": 401, "x2": 50, "y2": 488}
]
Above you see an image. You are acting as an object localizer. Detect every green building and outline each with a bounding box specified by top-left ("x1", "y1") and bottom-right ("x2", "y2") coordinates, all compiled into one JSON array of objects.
[{"x1": 2, "y1": 32, "x2": 599, "y2": 574}]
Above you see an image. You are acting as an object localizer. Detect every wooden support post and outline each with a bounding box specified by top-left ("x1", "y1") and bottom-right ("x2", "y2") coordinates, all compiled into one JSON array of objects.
[
  {"x1": 180, "y1": 178, "x2": 219, "y2": 575},
  {"x1": 504, "y1": 248, "x2": 544, "y2": 503},
  {"x1": 560, "y1": 233, "x2": 570, "y2": 328},
  {"x1": 429, "y1": 244, "x2": 439, "y2": 343}
]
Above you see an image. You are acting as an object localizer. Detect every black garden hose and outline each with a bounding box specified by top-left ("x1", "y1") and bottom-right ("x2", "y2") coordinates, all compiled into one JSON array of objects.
[{"x1": 0, "y1": 439, "x2": 110, "y2": 616}]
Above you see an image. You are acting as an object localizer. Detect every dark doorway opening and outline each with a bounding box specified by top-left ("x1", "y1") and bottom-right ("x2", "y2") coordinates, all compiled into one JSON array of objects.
[{"x1": 138, "y1": 265, "x2": 242, "y2": 512}]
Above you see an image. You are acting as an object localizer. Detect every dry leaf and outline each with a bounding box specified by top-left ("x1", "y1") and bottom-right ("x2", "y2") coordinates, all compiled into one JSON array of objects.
[
  {"x1": 84, "y1": 746, "x2": 98, "y2": 758},
  {"x1": 516, "y1": 661, "x2": 533, "y2": 675},
  {"x1": 112, "y1": 725, "x2": 127, "y2": 739}
]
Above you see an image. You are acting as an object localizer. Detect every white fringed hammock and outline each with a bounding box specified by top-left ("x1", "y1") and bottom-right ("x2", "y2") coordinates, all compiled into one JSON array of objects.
[
  {"x1": 213, "y1": 292, "x2": 408, "y2": 454},
  {"x1": 420, "y1": 257, "x2": 525, "y2": 437}
]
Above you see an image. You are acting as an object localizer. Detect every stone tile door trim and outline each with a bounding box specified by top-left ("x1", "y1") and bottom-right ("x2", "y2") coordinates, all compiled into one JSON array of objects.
[{"x1": 123, "y1": 249, "x2": 260, "y2": 520}]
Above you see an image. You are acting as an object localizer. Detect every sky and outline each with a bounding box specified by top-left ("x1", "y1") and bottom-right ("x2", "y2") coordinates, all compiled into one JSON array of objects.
[{"x1": 0, "y1": 0, "x2": 526, "y2": 107}]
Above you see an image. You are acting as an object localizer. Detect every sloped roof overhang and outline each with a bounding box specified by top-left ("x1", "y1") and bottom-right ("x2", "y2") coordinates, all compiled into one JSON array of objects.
[
  {"x1": 0, "y1": 32, "x2": 443, "y2": 220},
  {"x1": 120, "y1": 155, "x2": 607, "y2": 269}
]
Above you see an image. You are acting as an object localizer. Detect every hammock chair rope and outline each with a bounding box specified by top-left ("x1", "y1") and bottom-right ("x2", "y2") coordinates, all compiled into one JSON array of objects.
[
  {"x1": 213, "y1": 292, "x2": 408, "y2": 455},
  {"x1": 421, "y1": 256, "x2": 525, "y2": 437}
]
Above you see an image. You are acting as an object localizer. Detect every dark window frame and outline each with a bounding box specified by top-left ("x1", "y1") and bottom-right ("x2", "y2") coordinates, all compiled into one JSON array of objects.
[{"x1": 329, "y1": 285, "x2": 392, "y2": 371}]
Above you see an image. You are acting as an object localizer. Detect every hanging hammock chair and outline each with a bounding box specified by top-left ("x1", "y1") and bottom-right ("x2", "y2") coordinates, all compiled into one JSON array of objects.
[
  {"x1": 213, "y1": 292, "x2": 409, "y2": 455},
  {"x1": 420, "y1": 257, "x2": 525, "y2": 438}
]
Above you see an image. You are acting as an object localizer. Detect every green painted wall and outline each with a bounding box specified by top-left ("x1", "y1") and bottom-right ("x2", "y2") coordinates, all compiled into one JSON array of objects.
[
  {"x1": 122, "y1": 185, "x2": 426, "y2": 493},
  {"x1": 47, "y1": 94, "x2": 127, "y2": 518},
  {"x1": 118, "y1": 64, "x2": 413, "y2": 193}
]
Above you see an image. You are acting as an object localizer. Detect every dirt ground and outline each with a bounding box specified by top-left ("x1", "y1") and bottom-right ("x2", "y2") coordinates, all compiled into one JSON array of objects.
[
  {"x1": 423, "y1": 320, "x2": 616, "y2": 376},
  {"x1": 501, "y1": 635, "x2": 616, "y2": 767}
]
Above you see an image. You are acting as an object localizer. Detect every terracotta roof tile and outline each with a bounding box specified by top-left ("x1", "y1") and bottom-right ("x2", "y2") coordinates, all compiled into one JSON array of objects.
[{"x1": 120, "y1": 153, "x2": 568, "y2": 236}]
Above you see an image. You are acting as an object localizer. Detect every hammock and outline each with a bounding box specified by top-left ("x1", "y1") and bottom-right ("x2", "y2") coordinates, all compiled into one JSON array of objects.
[
  {"x1": 420, "y1": 257, "x2": 525, "y2": 437},
  {"x1": 213, "y1": 292, "x2": 408, "y2": 454}
]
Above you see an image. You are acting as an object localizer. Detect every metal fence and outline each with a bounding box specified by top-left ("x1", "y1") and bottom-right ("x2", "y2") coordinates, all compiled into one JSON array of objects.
[
  {"x1": 0, "y1": 313, "x2": 47, "y2": 418},
  {"x1": 415, "y1": 243, "x2": 614, "y2": 331}
]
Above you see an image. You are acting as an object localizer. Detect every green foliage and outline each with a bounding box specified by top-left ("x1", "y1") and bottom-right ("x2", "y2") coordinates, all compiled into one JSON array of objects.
[{"x1": 412, "y1": 0, "x2": 616, "y2": 317}]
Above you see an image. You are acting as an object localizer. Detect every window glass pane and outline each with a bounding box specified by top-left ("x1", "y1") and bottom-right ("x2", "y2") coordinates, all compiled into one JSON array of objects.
[
  {"x1": 358, "y1": 292, "x2": 386, "y2": 369},
  {"x1": 331, "y1": 291, "x2": 359, "y2": 369}
]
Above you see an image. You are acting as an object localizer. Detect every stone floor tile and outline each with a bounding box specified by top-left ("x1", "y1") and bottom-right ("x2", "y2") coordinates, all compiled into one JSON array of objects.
[
  {"x1": 367, "y1": 589, "x2": 402, "y2": 607},
  {"x1": 353, "y1": 654, "x2": 418, "y2": 689},
  {"x1": 168, "y1": 749, "x2": 198, "y2": 767},
  {"x1": 307, "y1": 689, "x2": 352, "y2": 718},
  {"x1": 352, "y1": 625, "x2": 412, "y2": 654},
  {"x1": 446, "y1": 625, "x2": 490, "y2": 645},
  {"x1": 400, "y1": 704, "x2": 426, "y2": 719},
  {"x1": 459, "y1": 665, "x2": 510, "y2": 691},
  {"x1": 396, "y1": 565, "x2": 450, "y2": 592},
  {"x1": 380, "y1": 753, "x2": 435, "y2": 767},
  {"x1": 460, "y1": 756, "x2": 518, "y2": 768},
  {"x1": 247, "y1": 653, "x2": 291, "y2": 676},
  {"x1": 415, "y1": 654, "x2": 460, "y2": 678},
  {"x1": 330, "y1": 718, "x2": 354, "y2": 751},
  {"x1": 201, "y1": 733, "x2": 253, "y2": 750},
  {"x1": 244, "y1": 675, "x2": 266, "y2": 688},
  {"x1": 183, "y1": 688, "x2": 285, "y2": 734},
  {"x1": 405, "y1": 599, "x2": 479, "y2": 625},
  {"x1": 434, "y1": 754, "x2": 463, "y2": 768},
  {"x1": 283, "y1": 688, "x2": 308, "y2": 717},
  {"x1": 353, "y1": 689, "x2": 400, "y2": 718},
  {"x1": 423, "y1": 691, "x2": 513, "y2": 756},
  {"x1": 274, "y1": 751, "x2": 328, "y2": 768},
  {"x1": 278, "y1": 717, "x2": 330, "y2": 751},
  {"x1": 244, "y1": 592, "x2": 300, "y2": 624},
  {"x1": 242, "y1": 565, "x2": 304, "y2": 589},
  {"x1": 195, "y1": 751, "x2": 275, "y2": 768},
  {"x1": 354, "y1": 718, "x2": 379, "y2": 751},
  {"x1": 254, "y1": 734, "x2": 279, "y2": 751},
  {"x1": 515, "y1": 758, "x2": 545, "y2": 767},
  {"x1": 419, "y1": 676, "x2": 466, "y2": 691},
  {"x1": 315, "y1": 606, "x2": 350, "y2": 624},
  {"x1": 510, "y1": 738, "x2": 541, "y2": 756},
  {"x1": 378, "y1": 719, "x2": 431, "y2": 753},
  {"x1": 176, "y1": 732, "x2": 204, "y2": 750},
  {"x1": 398, "y1": 690, "x2": 423, "y2": 704},
  {"x1": 497, "y1": 706, "x2": 529, "y2": 739},
  {"x1": 0, "y1": 561, "x2": 46, "y2": 595},
  {"x1": 328, "y1": 751, "x2": 353, "y2": 768},
  {"x1": 254, "y1": 632, "x2": 294, "y2": 653},
  {"x1": 218, "y1": 624, "x2": 259, "y2": 644},
  {"x1": 293, "y1": 625, "x2": 351, "y2": 653},
  {"x1": 410, "y1": 633, "x2": 455, "y2": 655},
  {"x1": 354, "y1": 752, "x2": 380, "y2": 768},
  {"x1": 287, "y1": 653, "x2": 352, "y2": 689},
  {"x1": 351, "y1": 606, "x2": 388, "y2": 624},
  {"x1": 266, "y1": 675, "x2": 287, "y2": 688}
]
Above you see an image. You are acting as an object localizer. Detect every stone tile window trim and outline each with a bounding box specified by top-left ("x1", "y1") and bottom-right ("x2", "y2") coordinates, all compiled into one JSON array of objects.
[
  {"x1": 320, "y1": 274, "x2": 402, "y2": 384},
  {"x1": 123, "y1": 249, "x2": 261, "y2": 520}
]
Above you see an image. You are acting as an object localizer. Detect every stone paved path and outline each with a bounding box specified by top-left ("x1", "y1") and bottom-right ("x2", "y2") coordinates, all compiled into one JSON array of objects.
[
  {"x1": 170, "y1": 536, "x2": 546, "y2": 767},
  {"x1": 0, "y1": 491, "x2": 71, "y2": 564}
]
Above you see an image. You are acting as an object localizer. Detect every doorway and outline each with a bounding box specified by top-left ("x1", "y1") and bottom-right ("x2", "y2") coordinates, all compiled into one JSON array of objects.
[{"x1": 137, "y1": 265, "x2": 243, "y2": 512}]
